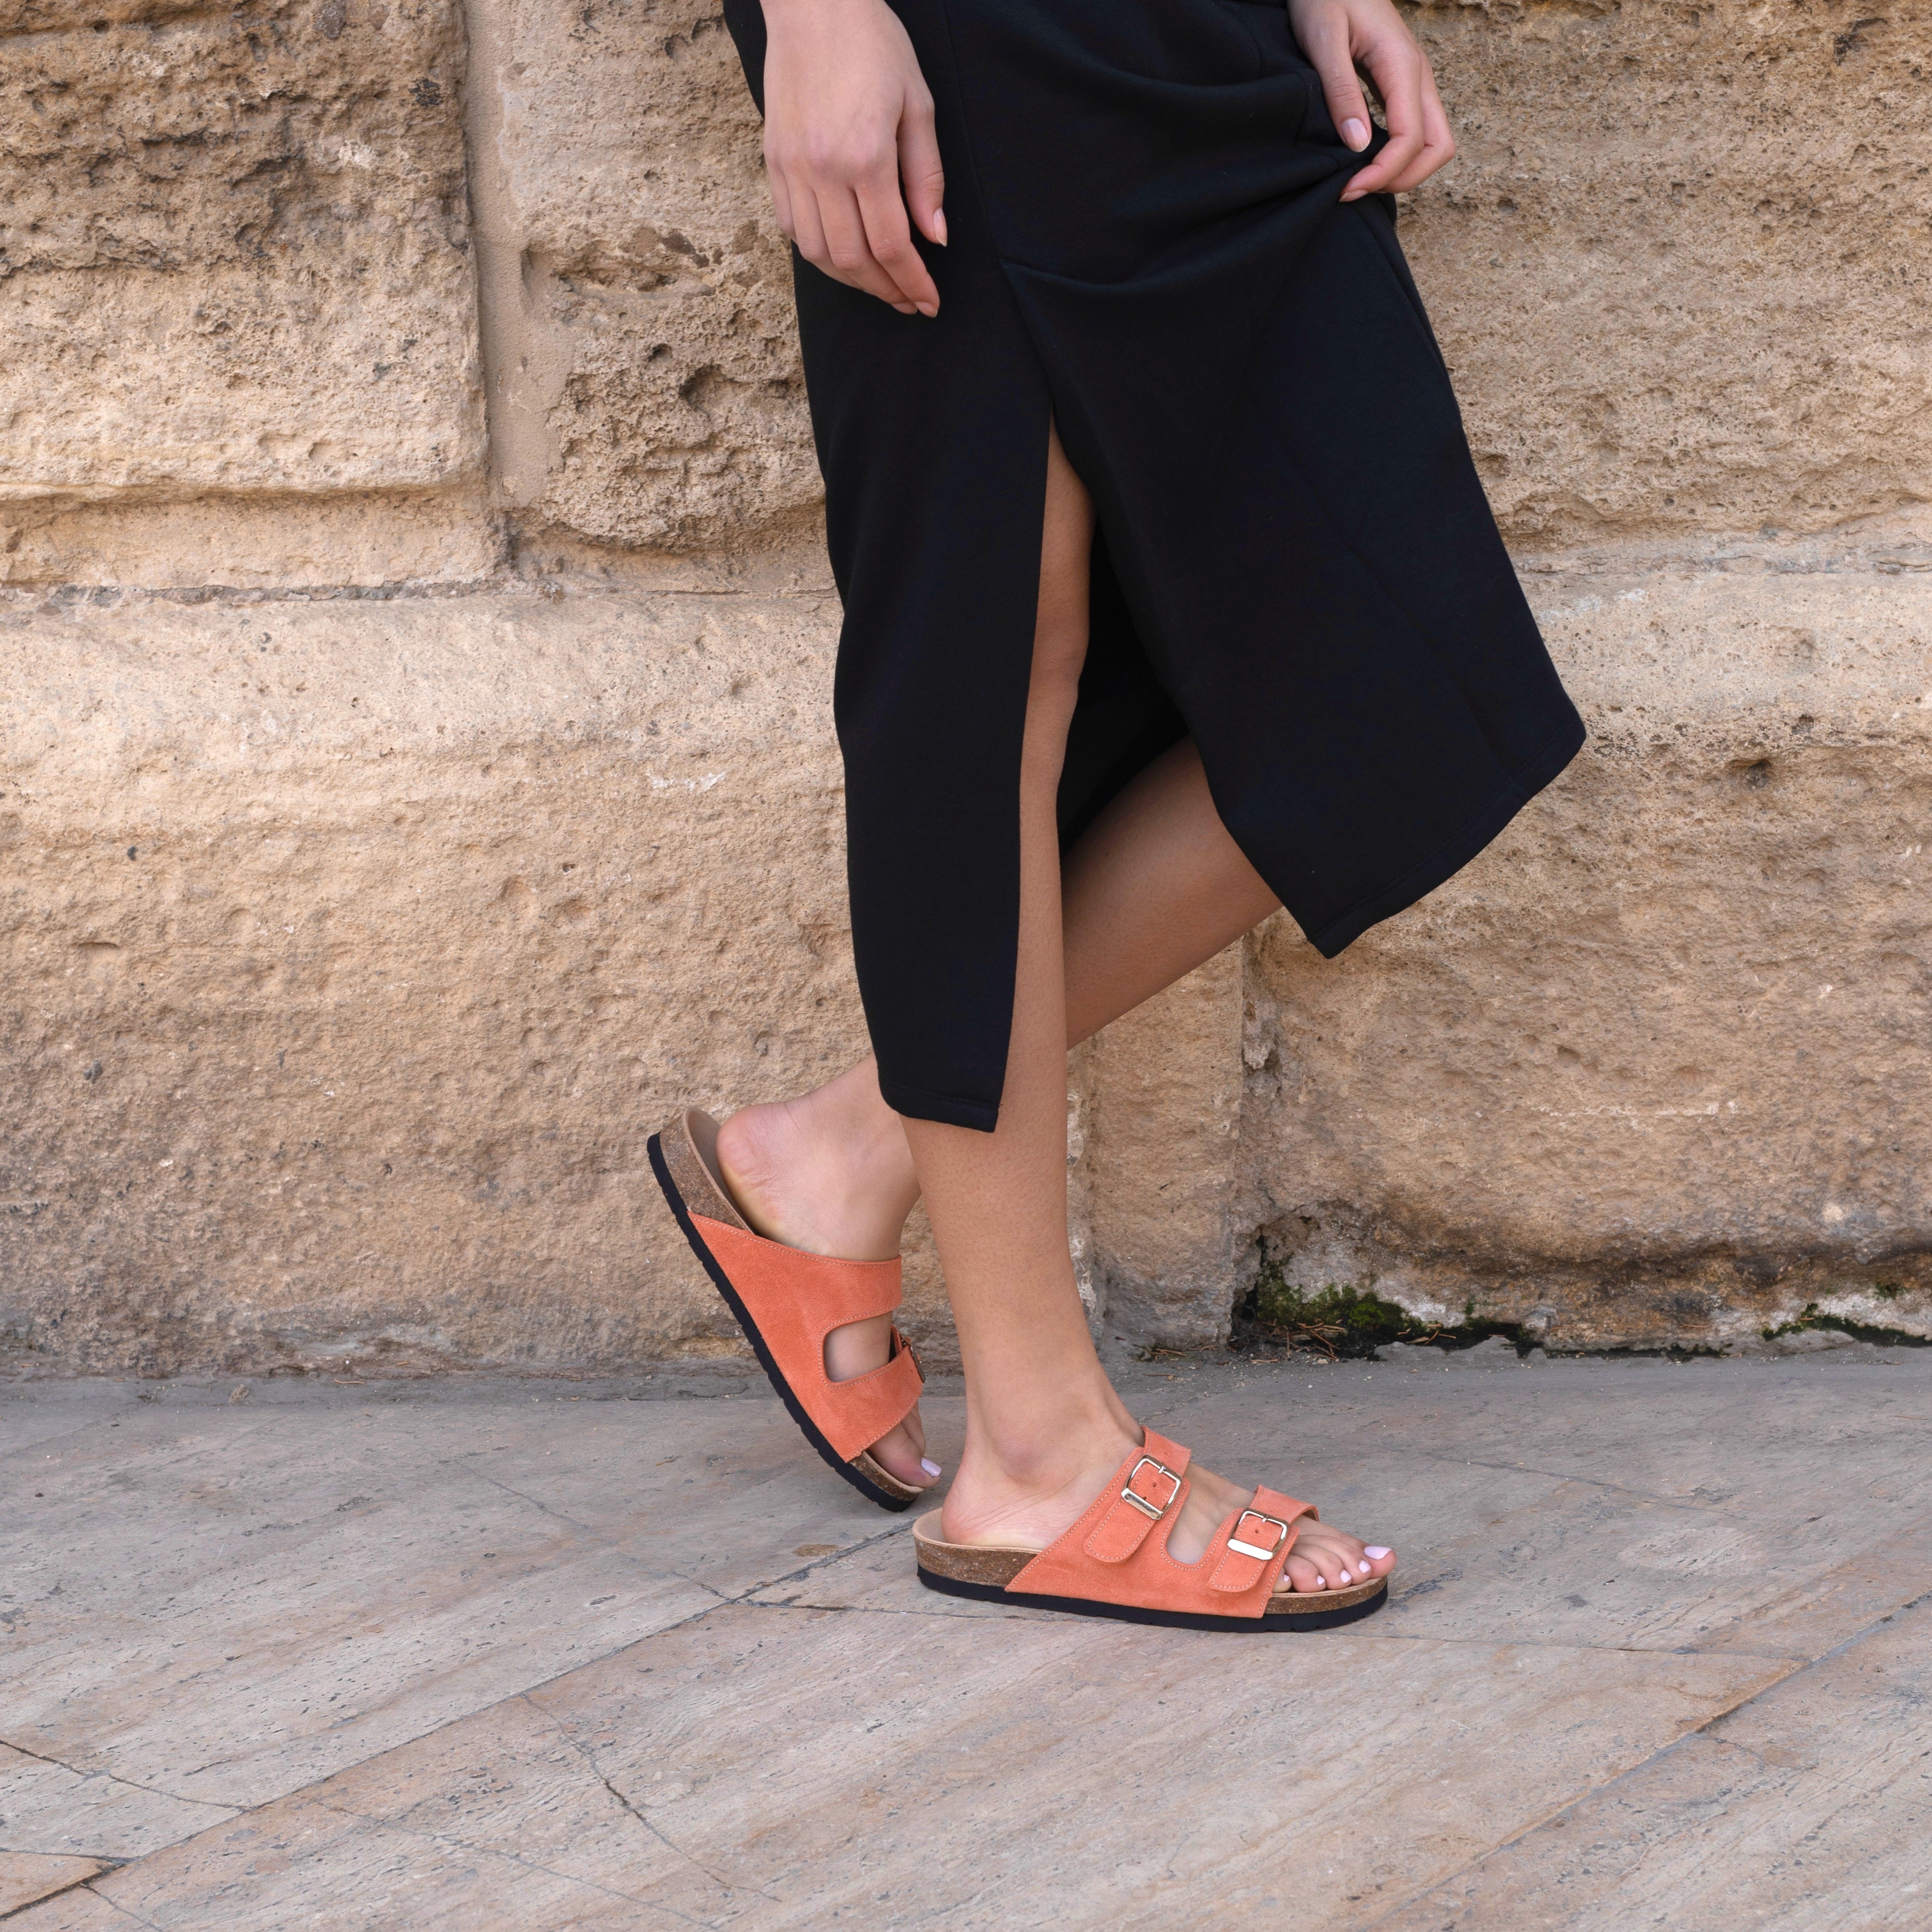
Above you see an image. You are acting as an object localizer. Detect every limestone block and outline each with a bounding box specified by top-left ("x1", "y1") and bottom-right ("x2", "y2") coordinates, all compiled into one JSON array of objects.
[
  {"x1": 0, "y1": 0, "x2": 484, "y2": 501},
  {"x1": 1403, "y1": 0, "x2": 1932, "y2": 543},
  {"x1": 0, "y1": 583, "x2": 926, "y2": 1375},
  {"x1": 0, "y1": 490, "x2": 500, "y2": 591},
  {"x1": 1244, "y1": 548, "x2": 1932, "y2": 1351},
  {"x1": 1081, "y1": 946, "x2": 1249, "y2": 1348},
  {"x1": 463, "y1": 0, "x2": 818, "y2": 548}
]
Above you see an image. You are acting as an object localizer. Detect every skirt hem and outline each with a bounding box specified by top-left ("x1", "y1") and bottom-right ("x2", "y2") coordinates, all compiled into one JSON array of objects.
[
  {"x1": 878, "y1": 1076, "x2": 1003, "y2": 1134},
  {"x1": 1305, "y1": 710, "x2": 1586, "y2": 961}
]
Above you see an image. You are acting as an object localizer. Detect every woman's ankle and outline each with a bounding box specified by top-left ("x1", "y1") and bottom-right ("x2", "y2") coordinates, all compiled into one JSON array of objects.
[
  {"x1": 941, "y1": 1391, "x2": 1139, "y2": 1545},
  {"x1": 714, "y1": 1065, "x2": 918, "y2": 1259}
]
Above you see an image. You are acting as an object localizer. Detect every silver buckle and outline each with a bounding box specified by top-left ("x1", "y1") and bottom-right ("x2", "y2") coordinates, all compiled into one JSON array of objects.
[
  {"x1": 1120, "y1": 1455, "x2": 1182, "y2": 1521},
  {"x1": 1226, "y1": 1510, "x2": 1293, "y2": 1562}
]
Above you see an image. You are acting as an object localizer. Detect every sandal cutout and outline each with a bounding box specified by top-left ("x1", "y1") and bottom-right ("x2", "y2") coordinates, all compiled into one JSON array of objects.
[{"x1": 650, "y1": 1107, "x2": 925, "y2": 1511}]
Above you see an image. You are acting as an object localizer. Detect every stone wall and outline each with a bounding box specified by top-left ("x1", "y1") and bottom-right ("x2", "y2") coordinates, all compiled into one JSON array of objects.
[{"x1": 3, "y1": 0, "x2": 1928, "y2": 1375}]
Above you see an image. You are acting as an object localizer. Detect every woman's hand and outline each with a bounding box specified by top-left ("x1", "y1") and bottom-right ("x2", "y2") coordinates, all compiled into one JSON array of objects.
[
  {"x1": 760, "y1": 0, "x2": 946, "y2": 316},
  {"x1": 1286, "y1": 0, "x2": 1455, "y2": 202}
]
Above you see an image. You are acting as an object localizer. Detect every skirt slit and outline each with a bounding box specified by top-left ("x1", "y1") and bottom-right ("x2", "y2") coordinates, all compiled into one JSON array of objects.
[{"x1": 719, "y1": 0, "x2": 1586, "y2": 1132}]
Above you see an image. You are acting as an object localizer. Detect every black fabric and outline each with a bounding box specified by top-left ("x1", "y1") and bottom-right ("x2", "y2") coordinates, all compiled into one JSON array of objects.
[{"x1": 721, "y1": 0, "x2": 1585, "y2": 1131}]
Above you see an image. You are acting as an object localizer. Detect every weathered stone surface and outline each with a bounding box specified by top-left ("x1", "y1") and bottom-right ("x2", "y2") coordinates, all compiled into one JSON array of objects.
[
  {"x1": 1404, "y1": 0, "x2": 1932, "y2": 544},
  {"x1": 463, "y1": 0, "x2": 818, "y2": 549},
  {"x1": 0, "y1": 1856, "x2": 112, "y2": 1919},
  {"x1": 1081, "y1": 946, "x2": 1248, "y2": 1348},
  {"x1": 1244, "y1": 543, "x2": 1932, "y2": 1351},
  {"x1": 0, "y1": 586, "x2": 872, "y2": 1374},
  {"x1": 3, "y1": 0, "x2": 1930, "y2": 1369},
  {"x1": 0, "y1": 489, "x2": 500, "y2": 590},
  {"x1": 0, "y1": 0, "x2": 484, "y2": 502},
  {"x1": 6, "y1": 1359, "x2": 1928, "y2": 1925}
]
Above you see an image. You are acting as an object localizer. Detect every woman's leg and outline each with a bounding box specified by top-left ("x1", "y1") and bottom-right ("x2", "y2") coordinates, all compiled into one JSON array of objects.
[
  {"x1": 716, "y1": 432, "x2": 1392, "y2": 1587},
  {"x1": 714, "y1": 713, "x2": 1279, "y2": 1489}
]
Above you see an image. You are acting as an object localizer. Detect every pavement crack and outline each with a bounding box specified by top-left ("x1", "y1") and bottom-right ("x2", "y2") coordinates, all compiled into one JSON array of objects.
[
  {"x1": 1357, "y1": 1588, "x2": 1932, "y2": 1930},
  {"x1": 314, "y1": 1795, "x2": 711, "y2": 1924},
  {"x1": 1408, "y1": 1447, "x2": 1756, "y2": 1516},
  {"x1": 0, "y1": 1737, "x2": 236, "y2": 1816},
  {"x1": 735, "y1": 1517, "x2": 916, "y2": 1596},
  {"x1": 70, "y1": 1885, "x2": 163, "y2": 1930},
  {"x1": 454, "y1": 1461, "x2": 600, "y2": 1535},
  {"x1": 525, "y1": 1695, "x2": 774, "y2": 1903}
]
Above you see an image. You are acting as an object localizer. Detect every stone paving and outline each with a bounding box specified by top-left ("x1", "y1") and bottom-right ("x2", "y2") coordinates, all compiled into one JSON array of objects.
[{"x1": 2, "y1": 1346, "x2": 1928, "y2": 1928}]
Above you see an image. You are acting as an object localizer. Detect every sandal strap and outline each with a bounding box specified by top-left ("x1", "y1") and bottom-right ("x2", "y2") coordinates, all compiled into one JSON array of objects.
[
  {"x1": 1009, "y1": 1446, "x2": 1322, "y2": 1619},
  {"x1": 689, "y1": 1214, "x2": 915, "y2": 1461},
  {"x1": 1085, "y1": 1430, "x2": 1192, "y2": 1563},
  {"x1": 813, "y1": 1326, "x2": 925, "y2": 1461},
  {"x1": 691, "y1": 1215, "x2": 904, "y2": 1330},
  {"x1": 1207, "y1": 1485, "x2": 1312, "y2": 1595}
]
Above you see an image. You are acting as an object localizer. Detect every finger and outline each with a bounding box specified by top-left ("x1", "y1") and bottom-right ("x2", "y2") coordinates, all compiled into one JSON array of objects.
[
  {"x1": 898, "y1": 88, "x2": 948, "y2": 245},
  {"x1": 787, "y1": 183, "x2": 836, "y2": 280},
  {"x1": 765, "y1": 154, "x2": 798, "y2": 243},
  {"x1": 1341, "y1": 44, "x2": 1425, "y2": 200},
  {"x1": 1382, "y1": 64, "x2": 1456, "y2": 193},
  {"x1": 1298, "y1": 7, "x2": 1373, "y2": 153},
  {"x1": 855, "y1": 166, "x2": 940, "y2": 315},
  {"x1": 817, "y1": 184, "x2": 919, "y2": 312}
]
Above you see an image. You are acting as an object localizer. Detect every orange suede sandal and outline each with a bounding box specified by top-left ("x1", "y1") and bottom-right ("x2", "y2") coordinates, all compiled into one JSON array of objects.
[
  {"x1": 649, "y1": 1107, "x2": 926, "y2": 1512},
  {"x1": 913, "y1": 1429, "x2": 1388, "y2": 1630}
]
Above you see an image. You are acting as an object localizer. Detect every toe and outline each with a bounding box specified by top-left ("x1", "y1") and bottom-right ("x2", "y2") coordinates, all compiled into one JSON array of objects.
[
  {"x1": 1283, "y1": 1551, "x2": 1328, "y2": 1594},
  {"x1": 866, "y1": 1417, "x2": 940, "y2": 1489}
]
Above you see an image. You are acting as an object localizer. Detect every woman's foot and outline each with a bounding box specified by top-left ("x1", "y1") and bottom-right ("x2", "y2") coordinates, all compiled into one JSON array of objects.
[
  {"x1": 939, "y1": 1411, "x2": 1395, "y2": 1594},
  {"x1": 713, "y1": 1066, "x2": 937, "y2": 1490}
]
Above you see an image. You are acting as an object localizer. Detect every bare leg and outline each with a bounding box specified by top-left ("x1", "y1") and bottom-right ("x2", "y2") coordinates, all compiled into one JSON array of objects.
[
  {"x1": 714, "y1": 723, "x2": 1274, "y2": 1487},
  {"x1": 716, "y1": 430, "x2": 1393, "y2": 1586}
]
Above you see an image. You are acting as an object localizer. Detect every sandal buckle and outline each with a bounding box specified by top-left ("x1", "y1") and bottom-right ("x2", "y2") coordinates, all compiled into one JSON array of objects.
[
  {"x1": 1120, "y1": 1454, "x2": 1182, "y2": 1521},
  {"x1": 1227, "y1": 1510, "x2": 1293, "y2": 1562}
]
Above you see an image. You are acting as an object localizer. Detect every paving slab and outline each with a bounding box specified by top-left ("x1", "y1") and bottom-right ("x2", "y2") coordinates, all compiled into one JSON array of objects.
[
  {"x1": 0, "y1": 1379, "x2": 904, "y2": 1827},
  {"x1": 3, "y1": 1355, "x2": 1927, "y2": 1928},
  {"x1": 1375, "y1": 1598, "x2": 1932, "y2": 1930},
  {"x1": 0, "y1": 1854, "x2": 111, "y2": 1918}
]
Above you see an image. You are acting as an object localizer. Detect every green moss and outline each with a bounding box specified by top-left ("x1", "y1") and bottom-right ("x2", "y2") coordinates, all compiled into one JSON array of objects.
[
  {"x1": 1238, "y1": 1266, "x2": 1533, "y2": 1359},
  {"x1": 1760, "y1": 1300, "x2": 1931, "y2": 1349}
]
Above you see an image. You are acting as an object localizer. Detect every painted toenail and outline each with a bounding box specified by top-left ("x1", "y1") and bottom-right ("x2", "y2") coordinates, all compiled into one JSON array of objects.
[
  {"x1": 1315, "y1": 1576, "x2": 1327, "y2": 1589},
  {"x1": 1365, "y1": 1546, "x2": 1390, "y2": 1560},
  {"x1": 1338, "y1": 1567, "x2": 1352, "y2": 1582},
  {"x1": 920, "y1": 1459, "x2": 942, "y2": 1478}
]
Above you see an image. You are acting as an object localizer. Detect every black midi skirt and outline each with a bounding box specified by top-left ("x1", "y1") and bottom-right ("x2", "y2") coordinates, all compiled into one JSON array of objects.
[{"x1": 721, "y1": 0, "x2": 1585, "y2": 1132}]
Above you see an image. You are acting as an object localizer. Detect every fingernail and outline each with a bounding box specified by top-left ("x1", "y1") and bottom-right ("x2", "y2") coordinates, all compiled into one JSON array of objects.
[
  {"x1": 920, "y1": 1458, "x2": 942, "y2": 1478},
  {"x1": 1365, "y1": 1546, "x2": 1391, "y2": 1560},
  {"x1": 1342, "y1": 118, "x2": 1369, "y2": 150},
  {"x1": 933, "y1": 209, "x2": 948, "y2": 245}
]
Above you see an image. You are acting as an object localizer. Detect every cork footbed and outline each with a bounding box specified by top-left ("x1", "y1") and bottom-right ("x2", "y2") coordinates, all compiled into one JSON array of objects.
[
  {"x1": 649, "y1": 1107, "x2": 923, "y2": 1511},
  {"x1": 912, "y1": 1510, "x2": 1389, "y2": 1629}
]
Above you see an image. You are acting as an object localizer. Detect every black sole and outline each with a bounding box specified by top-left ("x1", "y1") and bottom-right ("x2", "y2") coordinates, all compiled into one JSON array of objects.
[
  {"x1": 917, "y1": 1566, "x2": 1389, "y2": 1631},
  {"x1": 648, "y1": 1131, "x2": 916, "y2": 1514}
]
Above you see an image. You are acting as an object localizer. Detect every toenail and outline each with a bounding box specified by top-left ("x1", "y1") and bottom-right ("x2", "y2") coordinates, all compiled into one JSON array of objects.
[
  {"x1": 920, "y1": 1458, "x2": 942, "y2": 1478},
  {"x1": 1315, "y1": 1575, "x2": 1327, "y2": 1588},
  {"x1": 1365, "y1": 1546, "x2": 1390, "y2": 1560},
  {"x1": 1338, "y1": 1567, "x2": 1352, "y2": 1582}
]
